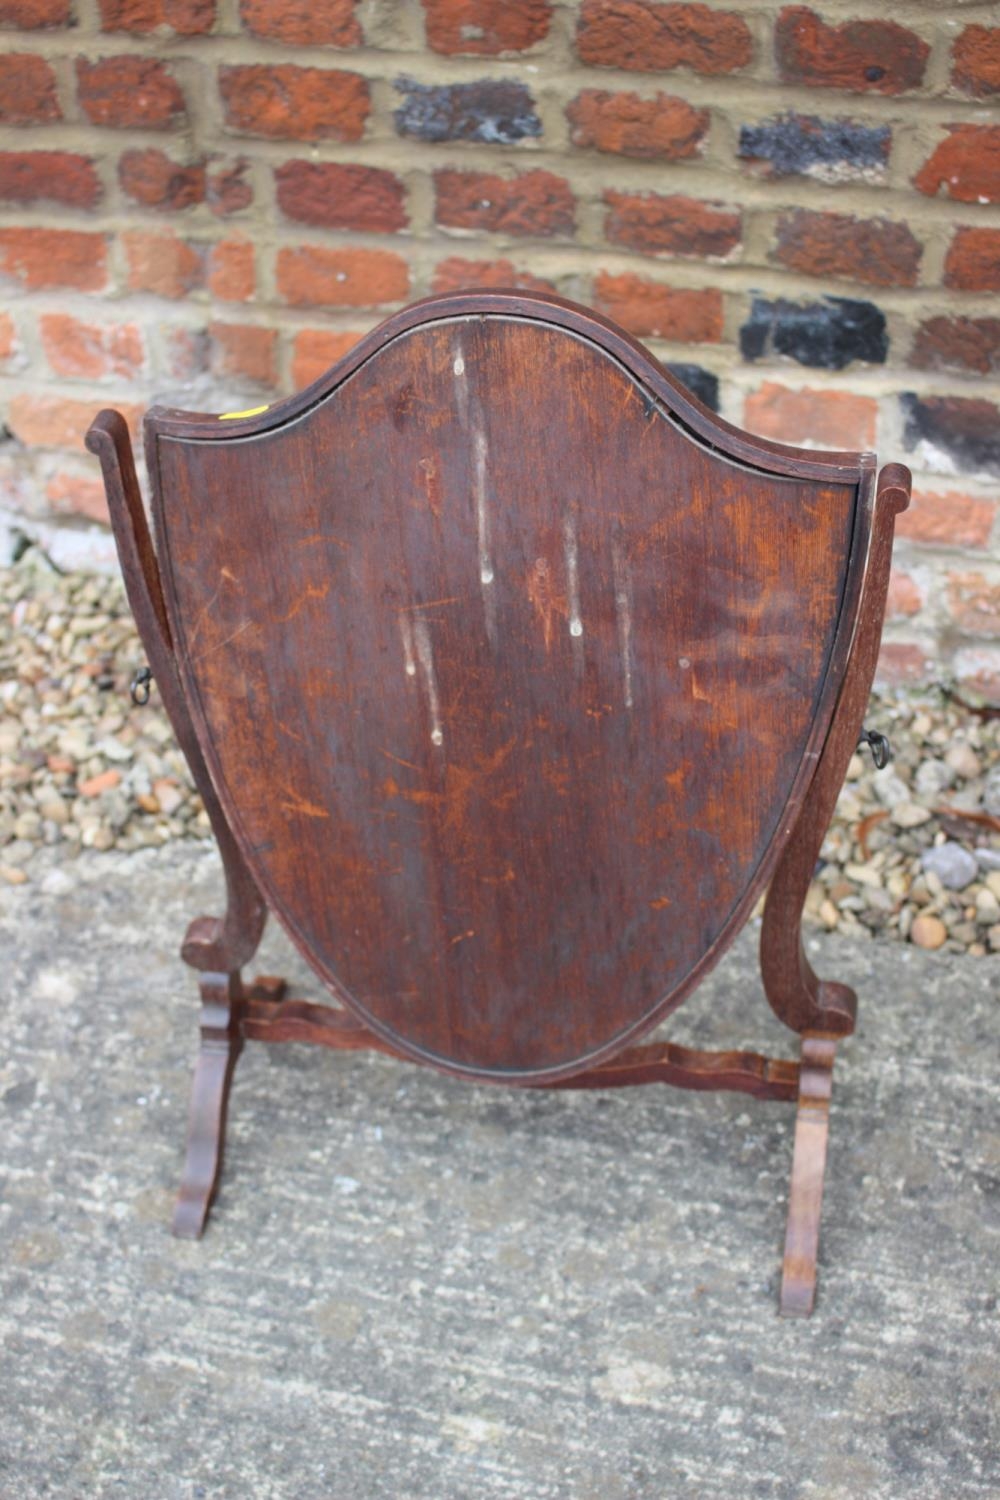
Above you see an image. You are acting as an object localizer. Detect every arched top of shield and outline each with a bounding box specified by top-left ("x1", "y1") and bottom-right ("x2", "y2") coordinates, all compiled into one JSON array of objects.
[{"x1": 146, "y1": 290, "x2": 876, "y2": 1084}]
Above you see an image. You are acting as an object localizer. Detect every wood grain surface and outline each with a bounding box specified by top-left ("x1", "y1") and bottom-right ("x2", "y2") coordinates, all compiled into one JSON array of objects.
[{"x1": 146, "y1": 294, "x2": 867, "y2": 1082}]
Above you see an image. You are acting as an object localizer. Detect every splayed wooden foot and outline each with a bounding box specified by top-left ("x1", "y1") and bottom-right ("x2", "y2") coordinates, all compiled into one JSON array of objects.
[
  {"x1": 779, "y1": 1033, "x2": 837, "y2": 1317},
  {"x1": 172, "y1": 972, "x2": 244, "y2": 1240}
]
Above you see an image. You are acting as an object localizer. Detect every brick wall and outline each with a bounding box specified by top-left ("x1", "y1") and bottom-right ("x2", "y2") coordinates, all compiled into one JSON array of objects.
[{"x1": 1, "y1": 0, "x2": 999, "y2": 698}]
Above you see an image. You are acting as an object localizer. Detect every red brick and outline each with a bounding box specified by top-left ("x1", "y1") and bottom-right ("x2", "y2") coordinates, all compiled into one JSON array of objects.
[
  {"x1": 275, "y1": 161, "x2": 406, "y2": 233},
  {"x1": 8, "y1": 395, "x2": 143, "y2": 452},
  {"x1": 206, "y1": 239, "x2": 255, "y2": 301},
  {"x1": 0, "y1": 0, "x2": 70, "y2": 24},
  {"x1": 948, "y1": 572, "x2": 1000, "y2": 638},
  {"x1": 292, "y1": 329, "x2": 363, "y2": 388},
  {"x1": 0, "y1": 54, "x2": 61, "y2": 125},
  {"x1": 163, "y1": 326, "x2": 209, "y2": 379},
  {"x1": 604, "y1": 191, "x2": 740, "y2": 258},
  {"x1": 77, "y1": 57, "x2": 187, "y2": 129},
  {"x1": 0, "y1": 152, "x2": 101, "y2": 209},
  {"x1": 944, "y1": 228, "x2": 1000, "y2": 292},
  {"x1": 119, "y1": 149, "x2": 206, "y2": 211},
  {"x1": 743, "y1": 382, "x2": 876, "y2": 450},
  {"x1": 0, "y1": 313, "x2": 16, "y2": 366},
  {"x1": 896, "y1": 491, "x2": 995, "y2": 550},
  {"x1": 774, "y1": 209, "x2": 921, "y2": 288},
  {"x1": 209, "y1": 322, "x2": 278, "y2": 386},
  {"x1": 577, "y1": 0, "x2": 751, "y2": 75},
  {"x1": 123, "y1": 231, "x2": 202, "y2": 298},
  {"x1": 240, "y1": 0, "x2": 361, "y2": 46},
  {"x1": 914, "y1": 126, "x2": 1000, "y2": 205},
  {"x1": 910, "y1": 317, "x2": 1000, "y2": 377},
  {"x1": 431, "y1": 256, "x2": 556, "y2": 294},
  {"x1": 567, "y1": 89, "x2": 707, "y2": 160},
  {"x1": 277, "y1": 246, "x2": 410, "y2": 307},
  {"x1": 46, "y1": 471, "x2": 111, "y2": 525},
  {"x1": 952, "y1": 25, "x2": 1000, "y2": 98},
  {"x1": 435, "y1": 168, "x2": 574, "y2": 237},
  {"x1": 886, "y1": 569, "x2": 922, "y2": 619},
  {"x1": 593, "y1": 272, "x2": 723, "y2": 342},
  {"x1": 423, "y1": 0, "x2": 551, "y2": 55},
  {"x1": 0, "y1": 228, "x2": 107, "y2": 291},
  {"x1": 876, "y1": 642, "x2": 928, "y2": 685},
  {"x1": 952, "y1": 646, "x2": 1000, "y2": 705},
  {"x1": 40, "y1": 314, "x2": 144, "y2": 380},
  {"x1": 98, "y1": 0, "x2": 215, "y2": 32},
  {"x1": 219, "y1": 65, "x2": 369, "y2": 142},
  {"x1": 775, "y1": 7, "x2": 928, "y2": 95},
  {"x1": 207, "y1": 160, "x2": 253, "y2": 216}
]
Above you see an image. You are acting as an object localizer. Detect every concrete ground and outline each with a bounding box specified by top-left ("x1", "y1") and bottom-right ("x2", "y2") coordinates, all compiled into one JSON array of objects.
[{"x1": 1, "y1": 842, "x2": 998, "y2": 1500}]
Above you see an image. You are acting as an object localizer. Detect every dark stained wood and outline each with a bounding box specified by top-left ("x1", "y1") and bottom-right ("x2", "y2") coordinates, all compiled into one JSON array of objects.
[
  {"x1": 148, "y1": 305, "x2": 864, "y2": 1082},
  {"x1": 86, "y1": 412, "x2": 267, "y2": 976},
  {"x1": 780, "y1": 1033, "x2": 838, "y2": 1318},
  {"x1": 761, "y1": 464, "x2": 911, "y2": 1038},
  {"x1": 240, "y1": 986, "x2": 801, "y2": 1100},
  {"x1": 87, "y1": 288, "x2": 911, "y2": 1314},
  {"x1": 171, "y1": 971, "x2": 244, "y2": 1240}
]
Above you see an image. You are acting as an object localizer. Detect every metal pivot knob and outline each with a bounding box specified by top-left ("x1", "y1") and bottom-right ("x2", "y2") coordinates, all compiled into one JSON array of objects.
[
  {"x1": 130, "y1": 665, "x2": 153, "y2": 705},
  {"x1": 858, "y1": 728, "x2": 891, "y2": 770}
]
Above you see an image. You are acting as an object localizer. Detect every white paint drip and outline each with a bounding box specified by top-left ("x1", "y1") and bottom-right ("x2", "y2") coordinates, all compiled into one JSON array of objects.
[
  {"x1": 474, "y1": 430, "x2": 494, "y2": 587},
  {"x1": 413, "y1": 615, "x2": 444, "y2": 747},
  {"x1": 564, "y1": 517, "x2": 583, "y2": 638},
  {"x1": 453, "y1": 338, "x2": 469, "y2": 429},
  {"x1": 612, "y1": 540, "x2": 634, "y2": 710},
  {"x1": 399, "y1": 613, "x2": 417, "y2": 677}
]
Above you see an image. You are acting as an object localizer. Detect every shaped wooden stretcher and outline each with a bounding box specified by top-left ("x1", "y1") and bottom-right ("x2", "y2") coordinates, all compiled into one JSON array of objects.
[{"x1": 87, "y1": 290, "x2": 911, "y2": 1316}]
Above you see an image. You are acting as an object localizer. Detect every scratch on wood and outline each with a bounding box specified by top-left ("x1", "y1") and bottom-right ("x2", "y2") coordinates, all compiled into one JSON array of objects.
[
  {"x1": 448, "y1": 929, "x2": 476, "y2": 947},
  {"x1": 279, "y1": 786, "x2": 330, "y2": 820},
  {"x1": 404, "y1": 597, "x2": 462, "y2": 612},
  {"x1": 612, "y1": 538, "x2": 634, "y2": 710},
  {"x1": 276, "y1": 581, "x2": 330, "y2": 625},
  {"x1": 418, "y1": 457, "x2": 442, "y2": 519},
  {"x1": 294, "y1": 531, "x2": 349, "y2": 552},
  {"x1": 380, "y1": 748, "x2": 422, "y2": 772},
  {"x1": 186, "y1": 574, "x2": 229, "y2": 651},
  {"x1": 190, "y1": 619, "x2": 253, "y2": 664}
]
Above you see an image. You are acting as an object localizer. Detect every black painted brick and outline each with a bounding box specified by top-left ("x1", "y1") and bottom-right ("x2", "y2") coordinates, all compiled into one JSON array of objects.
[
  {"x1": 740, "y1": 296, "x2": 888, "y2": 370},
  {"x1": 394, "y1": 78, "x2": 542, "y2": 146},
  {"x1": 901, "y1": 394, "x2": 1000, "y2": 478},
  {"x1": 666, "y1": 363, "x2": 719, "y2": 412},
  {"x1": 738, "y1": 113, "x2": 890, "y2": 177}
]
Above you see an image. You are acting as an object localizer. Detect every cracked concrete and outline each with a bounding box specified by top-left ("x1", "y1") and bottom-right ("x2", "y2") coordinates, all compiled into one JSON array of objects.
[{"x1": 1, "y1": 842, "x2": 998, "y2": 1499}]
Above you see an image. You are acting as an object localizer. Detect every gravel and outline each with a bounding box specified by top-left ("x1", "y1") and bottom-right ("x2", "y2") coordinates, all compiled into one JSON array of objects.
[{"x1": 2, "y1": 544, "x2": 998, "y2": 958}]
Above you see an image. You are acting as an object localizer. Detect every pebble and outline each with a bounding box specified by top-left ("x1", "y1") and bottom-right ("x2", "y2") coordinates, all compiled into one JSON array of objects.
[
  {"x1": 910, "y1": 914, "x2": 948, "y2": 950},
  {"x1": 921, "y1": 842, "x2": 980, "y2": 892},
  {"x1": 914, "y1": 759, "x2": 954, "y2": 799},
  {"x1": 984, "y1": 767, "x2": 1000, "y2": 820},
  {"x1": 975, "y1": 888, "x2": 1000, "y2": 926},
  {"x1": 946, "y1": 743, "x2": 982, "y2": 781},
  {"x1": 1, "y1": 548, "x2": 998, "y2": 958},
  {"x1": 891, "y1": 802, "x2": 933, "y2": 829}
]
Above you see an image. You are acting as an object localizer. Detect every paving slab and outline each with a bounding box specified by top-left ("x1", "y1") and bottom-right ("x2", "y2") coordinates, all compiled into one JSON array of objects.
[{"x1": 1, "y1": 843, "x2": 998, "y2": 1500}]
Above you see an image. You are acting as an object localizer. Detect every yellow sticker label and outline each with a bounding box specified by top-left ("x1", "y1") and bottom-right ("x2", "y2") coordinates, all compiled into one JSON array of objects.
[{"x1": 218, "y1": 404, "x2": 269, "y2": 421}]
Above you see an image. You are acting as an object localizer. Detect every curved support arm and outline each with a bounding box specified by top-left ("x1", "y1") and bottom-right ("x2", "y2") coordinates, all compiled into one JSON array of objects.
[
  {"x1": 760, "y1": 462, "x2": 911, "y2": 1037},
  {"x1": 86, "y1": 410, "x2": 267, "y2": 973}
]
